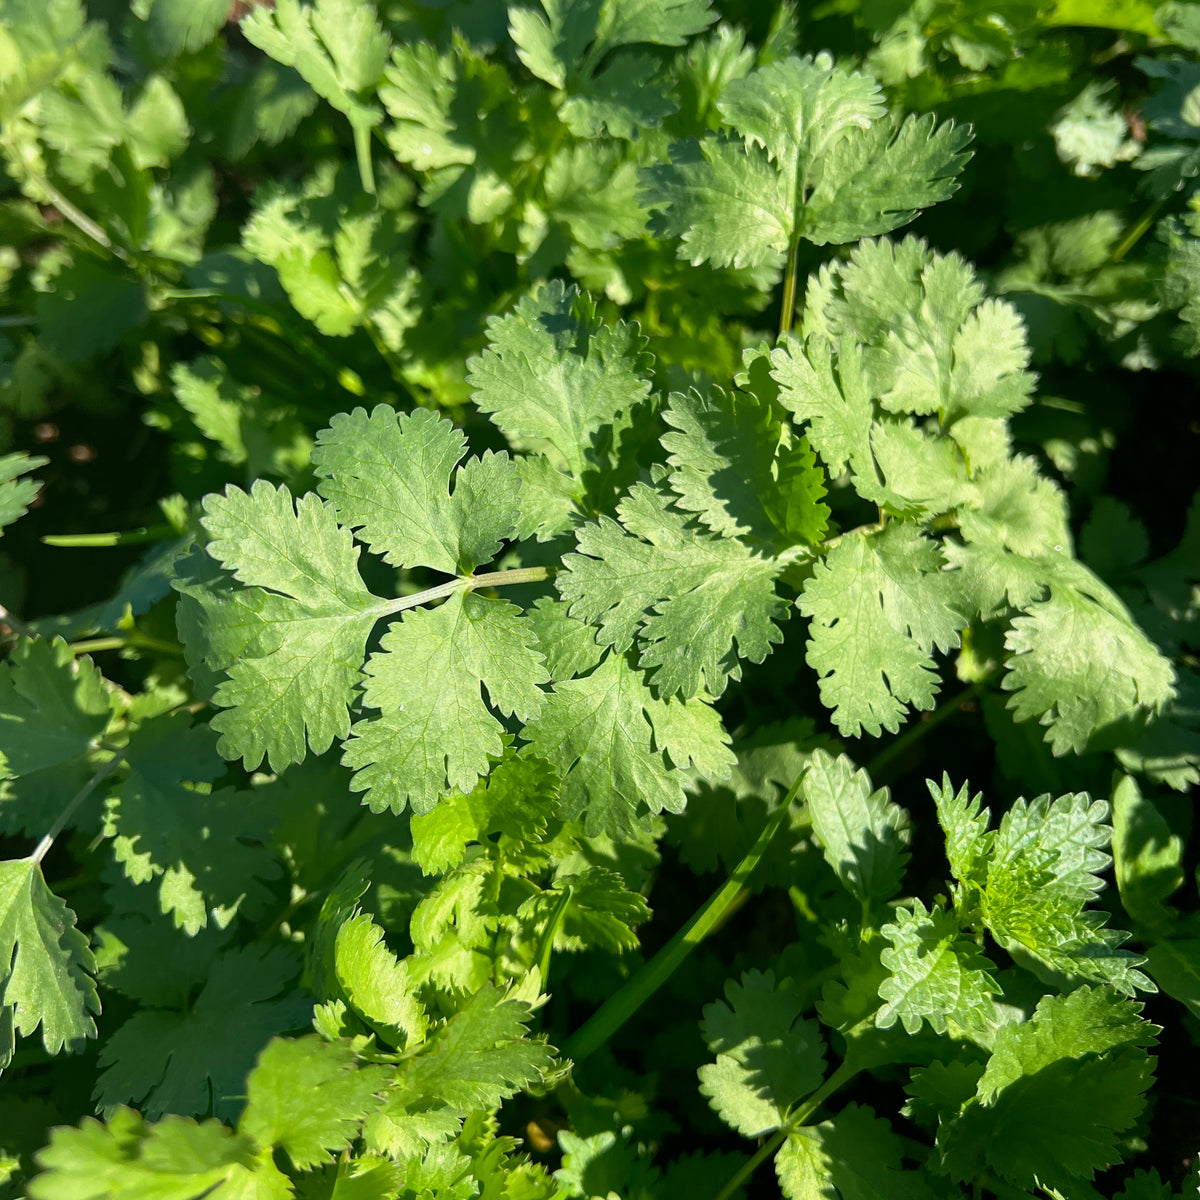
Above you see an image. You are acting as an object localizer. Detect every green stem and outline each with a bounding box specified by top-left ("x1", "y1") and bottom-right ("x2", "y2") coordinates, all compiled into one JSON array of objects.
[
  {"x1": 535, "y1": 886, "x2": 573, "y2": 987},
  {"x1": 34, "y1": 176, "x2": 126, "y2": 260},
  {"x1": 0, "y1": 602, "x2": 32, "y2": 641},
  {"x1": 367, "y1": 566, "x2": 555, "y2": 621},
  {"x1": 866, "y1": 679, "x2": 988, "y2": 780},
  {"x1": 31, "y1": 751, "x2": 124, "y2": 865},
  {"x1": 789, "y1": 1056, "x2": 862, "y2": 1126},
  {"x1": 353, "y1": 123, "x2": 377, "y2": 196},
  {"x1": 68, "y1": 633, "x2": 183, "y2": 657},
  {"x1": 713, "y1": 1129, "x2": 787, "y2": 1200},
  {"x1": 1109, "y1": 197, "x2": 1166, "y2": 264},
  {"x1": 563, "y1": 787, "x2": 799, "y2": 1065},
  {"x1": 42, "y1": 524, "x2": 176, "y2": 548},
  {"x1": 778, "y1": 237, "x2": 803, "y2": 339},
  {"x1": 712, "y1": 1055, "x2": 865, "y2": 1200}
]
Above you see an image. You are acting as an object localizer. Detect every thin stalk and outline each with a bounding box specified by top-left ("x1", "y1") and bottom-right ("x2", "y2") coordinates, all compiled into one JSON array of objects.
[
  {"x1": 563, "y1": 787, "x2": 799, "y2": 1064},
  {"x1": 788, "y1": 1057, "x2": 862, "y2": 1126},
  {"x1": 68, "y1": 633, "x2": 183, "y2": 657},
  {"x1": 366, "y1": 566, "x2": 555, "y2": 621},
  {"x1": 779, "y1": 237, "x2": 803, "y2": 338},
  {"x1": 711, "y1": 1055, "x2": 865, "y2": 1200},
  {"x1": 535, "y1": 886, "x2": 573, "y2": 987},
  {"x1": 468, "y1": 566, "x2": 554, "y2": 591},
  {"x1": 866, "y1": 679, "x2": 988, "y2": 780},
  {"x1": 713, "y1": 1129, "x2": 787, "y2": 1200},
  {"x1": 353, "y1": 122, "x2": 377, "y2": 196},
  {"x1": 0, "y1": 602, "x2": 33, "y2": 640},
  {"x1": 0, "y1": 315, "x2": 36, "y2": 328},
  {"x1": 35, "y1": 176, "x2": 131, "y2": 264},
  {"x1": 31, "y1": 751, "x2": 124, "y2": 865},
  {"x1": 1109, "y1": 197, "x2": 1166, "y2": 264},
  {"x1": 42, "y1": 524, "x2": 175, "y2": 548}
]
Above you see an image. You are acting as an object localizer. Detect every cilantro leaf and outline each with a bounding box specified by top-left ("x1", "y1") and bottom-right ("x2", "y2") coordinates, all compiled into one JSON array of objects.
[
  {"x1": 800, "y1": 237, "x2": 1035, "y2": 426},
  {"x1": 370, "y1": 985, "x2": 555, "y2": 1145},
  {"x1": 0, "y1": 452, "x2": 47, "y2": 533},
  {"x1": 699, "y1": 969, "x2": 826, "y2": 1137},
  {"x1": 1002, "y1": 569, "x2": 1177, "y2": 756},
  {"x1": 525, "y1": 647, "x2": 733, "y2": 837},
  {"x1": 29, "y1": 1109, "x2": 275, "y2": 1200},
  {"x1": 661, "y1": 384, "x2": 828, "y2": 547},
  {"x1": 509, "y1": 0, "x2": 715, "y2": 90},
  {"x1": 334, "y1": 910, "x2": 427, "y2": 1049},
  {"x1": 182, "y1": 483, "x2": 380, "y2": 772},
  {"x1": 777, "y1": 1103, "x2": 938, "y2": 1200},
  {"x1": 644, "y1": 55, "x2": 969, "y2": 268},
  {"x1": 94, "y1": 946, "x2": 310, "y2": 1120},
  {"x1": 240, "y1": 1036, "x2": 389, "y2": 1169},
  {"x1": 877, "y1": 899, "x2": 999, "y2": 1038},
  {"x1": 466, "y1": 280, "x2": 652, "y2": 482},
  {"x1": 0, "y1": 858, "x2": 98, "y2": 1062},
  {"x1": 344, "y1": 592, "x2": 547, "y2": 815},
  {"x1": 802, "y1": 749, "x2": 910, "y2": 905},
  {"x1": 559, "y1": 481, "x2": 787, "y2": 699},
  {"x1": 102, "y1": 714, "x2": 280, "y2": 934},
  {"x1": 933, "y1": 779, "x2": 1154, "y2": 995},
  {"x1": 797, "y1": 525, "x2": 963, "y2": 738},
  {"x1": 940, "y1": 988, "x2": 1158, "y2": 1192},
  {"x1": 313, "y1": 406, "x2": 520, "y2": 575},
  {"x1": 240, "y1": 0, "x2": 389, "y2": 132},
  {"x1": 410, "y1": 754, "x2": 556, "y2": 875},
  {"x1": 0, "y1": 637, "x2": 111, "y2": 836}
]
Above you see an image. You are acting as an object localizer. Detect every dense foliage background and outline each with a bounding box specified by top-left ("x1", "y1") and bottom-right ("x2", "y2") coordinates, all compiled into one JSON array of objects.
[{"x1": 1, "y1": 0, "x2": 1198, "y2": 1197}]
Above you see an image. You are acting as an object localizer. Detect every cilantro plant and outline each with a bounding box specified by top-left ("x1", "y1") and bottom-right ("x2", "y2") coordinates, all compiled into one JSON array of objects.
[{"x1": 1, "y1": 0, "x2": 1199, "y2": 1198}]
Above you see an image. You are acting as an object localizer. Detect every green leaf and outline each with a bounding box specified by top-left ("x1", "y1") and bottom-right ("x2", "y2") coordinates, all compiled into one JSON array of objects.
[
  {"x1": 334, "y1": 911, "x2": 427, "y2": 1049},
  {"x1": 877, "y1": 900, "x2": 999, "y2": 1038},
  {"x1": 662, "y1": 384, "x2": 828, "y2": 547},
  {"x1": 797, "y1": 525, "x2": 963, "y2": 738},
  {"x1": 410, "y1": 754, "x2": 556, "y2": 875},
  {"x1": 396, "y1": 985, "x2": 555, "y2": 1111},
  {"x1": 559, "y1": 481, "x2": 787, "y2": 699},
  {"x1": 800, "y1": 237, "x2": 1034, "y2": 425},
  {"x1": 776, "y1": 1103, "x2": 937, "y2": 1200},
  {"x1": 241, "y1": 0, "x2": 388, "y2": 128},
  {"x1": 928, "y1": 776, "x2": 992, "y2": 894},
  {"x1": 799, "y1": 113, "x2": 973, "y2": 246},
  {"x1": 559, "y1": 53, "x2": 675, "y2": 139},
  {"x1": 0, "y1": 858, "x2": 98, "y2": 1060},
  {"x1": 102, "y1": 714, "x2": 279, "y2": 934},
  {"x1": 146, "y1": 0, "x2": 229, "y2": 56},
  {"x1": 466, "y1": 280, "x2": 652, "y2": 481},
  {"x1": 509, "y1": 0, "x2": 714, "y2": 89},
  {"x1": 183, "y1": 483, "x2": 379, "y2": 772},
  {"x1": 644, "y1": 54, "x2": 968, "y2": 268},
  {"x1": 1111, "y1": 773, "x2": 1185, "y2": 932},
  {"x1": 941, "y1": 988, "x2": 1157, "y2": 1192},
  {"x1": 525, "y1": 648, "x2": 733, "y2": 837},
  {"x1": 518, "y1": 865, "x2": 650, "y2": 958},
  {"x1": 0, "y1": 452, "x2": 48, "y2": 533},
  {"x1": 1002, "y1": 570, "x2": 1177, "y2": 755},
  {"x1": 801, "y1": 749, "x2": 910, "y2": 905},
  {"x1": 977, "y1": 790, "x2": 1153, "y2": 994},
  {"x1": 1144, "y1": 938, "x2": 1200, "y2": 1018},
  {"x1": 240, "y1": 1036, "x2": 390, "y2": 1170},
  {"x1": 313, "y1": 406, "x2": 520, "y2": 575},
  {"x1": 0, "y1": 636, "x2": 111, "y2": 836},
  {"x1": 29, "y1": 1109, "x2": 277, "y2": 1200},
  {"x1": 947, "y1": 454, "x2": 1073, "y2": 615},
  {"x1": 698, "y1": 969, "x2": 826, "y2": 1137},
  {"x1": 94, "y1": 947, "x2": 310, "y2": 1120},
  {"x1": 343, "y1": 591, "x2": 547, "y2": 815}
]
